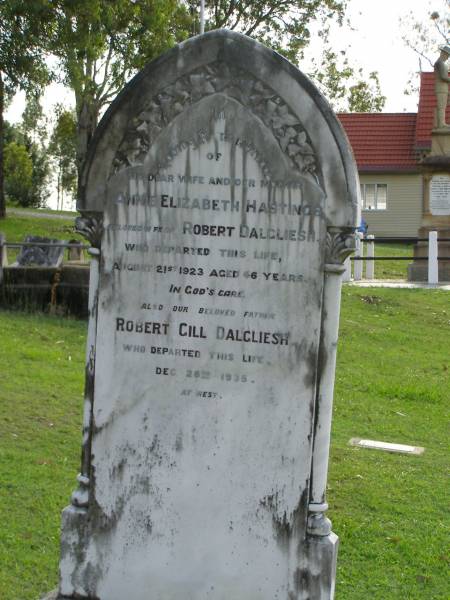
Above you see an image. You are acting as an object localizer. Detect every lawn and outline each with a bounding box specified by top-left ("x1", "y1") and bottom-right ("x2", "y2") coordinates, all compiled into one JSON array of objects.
[
  {"x1": 0, "y1": 209, "x2": 82, "y2": 263},
  {"x1": 0, "y1": 288, "x2": 449, "y2": 599},
  {"x1": 352, "y1": 242, "x2": 414, "y2": 280}
]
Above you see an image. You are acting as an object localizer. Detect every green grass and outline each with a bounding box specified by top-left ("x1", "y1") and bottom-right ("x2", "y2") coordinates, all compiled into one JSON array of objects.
[
  {"x1": 0, "y1": 211, "x2": 82, "y2": 263},
  {"x1": 331, "y1": 287, "x2": 449, "y2": 599},
  {"x1": 0, "y1": 312, "x2": 86, "y2": 599},
  {"x1": 369, "y1": 243, "x2": 415, "y2": 279},
  {"x1": 7, "y1": 206, "x2": 78, "y2": 217},
  {"x1": 0, "y1": 288, "x2": 449, "y2": 599}
]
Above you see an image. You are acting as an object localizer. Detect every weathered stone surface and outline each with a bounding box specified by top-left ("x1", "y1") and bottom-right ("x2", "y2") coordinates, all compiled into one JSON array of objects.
[{"x1": 59, "y1": 30, "x2": 359, "y2": 599}]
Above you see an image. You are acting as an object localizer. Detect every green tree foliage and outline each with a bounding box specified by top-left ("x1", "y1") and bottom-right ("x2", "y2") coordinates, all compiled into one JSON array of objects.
[
  {"x1": 48, "y1": 0, "x2": 191, "y2": 183},
  {"x1": 5, "y1": 95, "x2": 51, "y2": 207},
  {"x1": 0, "y1": 0, "x2": 52, "y2": 217},
  {"x1": 193, "y1": 0, "x2": 346, "y2": 63},
  {"x1": 347, "y1": 74, "x2": 386, "y2": 113},
  {"x1": 191, "y1": 2, "x2": 384, "y2": 110},
  {"x1": 47, "y1": 1, "x2": 357, "y2": 184},
  {"x1": 311, "y1": 47, "x2": 386, "y2": 112},
  {"x1": 3, "y1": 141, "x2": 33, "y2": 205},
  {"x1": 49, "y1": 106, "x2": 77, "y2": 209},
  {"x1": 20, "y1": 94, "x2": 51, "y2": 207},
  {"x1": 44, "y1": 0, "x2": 383, "y2": 190}
]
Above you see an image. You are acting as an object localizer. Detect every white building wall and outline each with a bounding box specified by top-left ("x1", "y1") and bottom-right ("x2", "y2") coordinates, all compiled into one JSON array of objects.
[{"x1": 361, "y1": 174, "x2": 423, "y2": 237}]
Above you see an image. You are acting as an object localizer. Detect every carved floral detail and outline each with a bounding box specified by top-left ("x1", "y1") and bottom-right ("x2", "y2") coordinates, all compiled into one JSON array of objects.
[
  {"x1": 325, "y1": 229, "x2": 357, "y2": 264},
  {"x1": 75, "y1": 213, "x2": 104, "y2": 249},
  {"x1": 113, "y1": 62, "x2": 317, "y2": 177}
]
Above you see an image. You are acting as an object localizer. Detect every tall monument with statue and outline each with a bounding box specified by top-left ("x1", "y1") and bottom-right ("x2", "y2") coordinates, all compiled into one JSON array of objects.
[{"x1": 409, "y1": 45, "x2": 450, "y2": 281}]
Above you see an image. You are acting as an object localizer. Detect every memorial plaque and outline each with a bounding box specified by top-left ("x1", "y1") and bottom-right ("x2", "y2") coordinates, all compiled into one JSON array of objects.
[
  {"x1": 59, "y1": 31, "x2": 359, "y2": 600},
  {"x1": 430, "y1": 174, "x2": 450, "y2": 216}
]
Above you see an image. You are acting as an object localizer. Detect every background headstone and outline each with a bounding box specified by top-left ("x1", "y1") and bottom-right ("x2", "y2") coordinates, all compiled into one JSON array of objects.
[
  {"x1": 59, "y1": 30, "x2": 359, "y2": 600},
  {"x1": 13, "y1": 236, "x2": 65, "y2": 267}
]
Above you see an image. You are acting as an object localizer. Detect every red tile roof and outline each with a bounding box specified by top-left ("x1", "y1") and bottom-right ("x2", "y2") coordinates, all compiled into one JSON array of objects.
[
  {"x1": 338, "y1": 113, "x2": 419, "y2": 172},
  {"x1": 415, "y1": 71, "x2": 450, "y2": 149}
]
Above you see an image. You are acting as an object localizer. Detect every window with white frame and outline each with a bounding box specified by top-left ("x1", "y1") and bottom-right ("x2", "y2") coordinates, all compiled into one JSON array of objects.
[{"x1": 360, "y1": 183, "x2": 387, "y2": 210}]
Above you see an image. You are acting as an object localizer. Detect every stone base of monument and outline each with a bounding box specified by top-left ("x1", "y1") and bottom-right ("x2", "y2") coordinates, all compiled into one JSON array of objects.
[
  {"x1": 430, "y1": 129, "x2": 450, "y2": 156},
  {"x1": 408, "y1": 263, "x2": 450, "y2": 281},
  {"x1": 408, "y1": 227, "x2": 450, "y2": 282},
  {"x1": 300, "y1": 533, "x2": 339, "y2": 599},
  {"x1": 43, "y1": 533, "x2": 338, "y2": 600}
]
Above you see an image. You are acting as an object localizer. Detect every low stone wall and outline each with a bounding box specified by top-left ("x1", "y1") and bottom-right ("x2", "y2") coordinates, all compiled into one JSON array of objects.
[{"x1": 0, "y1": 265, "x2": 89, "y2": 318}]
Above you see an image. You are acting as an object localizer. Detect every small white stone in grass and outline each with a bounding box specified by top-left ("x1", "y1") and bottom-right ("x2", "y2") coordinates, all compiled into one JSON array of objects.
[{"x1": 350, "y1": 438, "x2": 424, "y2": 455}]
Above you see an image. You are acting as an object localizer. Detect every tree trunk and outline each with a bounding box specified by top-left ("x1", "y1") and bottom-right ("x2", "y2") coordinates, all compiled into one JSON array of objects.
[
  {"x1": 0, "y1": 71, "x2": 5, "y2": 219},
  {"x1": 76, "y1": 98, "x2": 98, "y2": 198},
  {"x1": 57, "y1": 165, "x2": 61, "y2": 211}
]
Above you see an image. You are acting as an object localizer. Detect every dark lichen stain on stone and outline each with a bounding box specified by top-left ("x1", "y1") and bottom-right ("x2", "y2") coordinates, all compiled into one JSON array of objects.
[
  {"x1": 62, "y1": 467, "x2": 125, "y2": 597},
  {"x1": 175, "y1": 430, "x2": 183, "y2": 452},
  {"x1": 84, "y1": 466, "x2": 122, "y2": 536},
  {"x1": 259, "y1": 488, "x2": 308, "y2": 552},
  {"x1": 57, "y1": 593, "x2": 100, "y2": 599},
  {"x1": 110, "y1": 456, "x2": 127, "y2": 480},
  {"x1": 302, "y1": 343, "x2": 319, "y2": 390},
  {"x1": 143, "y1": 515, "x2": 153, "y2": 534},
  {"x1": 312, "y1": 313, "x2": 330, "y2": 443},
  {"x1": 83, "y1": 562, "x2": 103, "y2": 599},
  {"x1": 294, "y1": 567, "x2": 310, "y2": 594},
  {"x1": 60, "y1": 512, "x2": 89, "y2": 593}
]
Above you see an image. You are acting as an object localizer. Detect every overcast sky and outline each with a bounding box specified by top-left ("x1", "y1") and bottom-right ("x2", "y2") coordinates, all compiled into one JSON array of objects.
[{"x1": 313, "y1": 0, "x2": 444, "y2": 112}]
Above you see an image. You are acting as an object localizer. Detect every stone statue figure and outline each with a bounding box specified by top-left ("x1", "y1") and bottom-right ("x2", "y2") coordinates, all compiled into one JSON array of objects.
[{"x1": 434, "y1": 45, "x2": 450, "y2": 129}]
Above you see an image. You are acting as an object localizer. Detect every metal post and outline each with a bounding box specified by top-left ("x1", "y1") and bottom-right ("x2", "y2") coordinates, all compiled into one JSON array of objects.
[
  {"x1": 428, "y1": 230, "x2": 438, "y2": 284},
  {"x1": 366, "y1": 234, "x2": 375, "y2": 280},
  {"x1": 200, "y1": 0, "x2": 205, "y2": 34},
  {"x1": 353, "y1": 232, "x2": 363, "y2": 281},
  {"x1": 0, "y1": 233, "x2": 5, "y2": 284}
]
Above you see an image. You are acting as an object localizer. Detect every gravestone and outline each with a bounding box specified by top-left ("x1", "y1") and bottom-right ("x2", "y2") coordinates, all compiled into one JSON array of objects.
[
  {"x1": 59, "y1": 30, "x2": 359, "y2": 599},
  {"x1": 13, "y1": 235, "x2": 65, "y2": 267},
  {"x1": 67, "y1": 239, "x2": 86, "y2": 262}
]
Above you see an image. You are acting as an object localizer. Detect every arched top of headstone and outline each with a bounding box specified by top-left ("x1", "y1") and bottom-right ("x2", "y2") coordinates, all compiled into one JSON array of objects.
[{"x1": 80, "y1": 29, "x2": 359, "y2": 228}]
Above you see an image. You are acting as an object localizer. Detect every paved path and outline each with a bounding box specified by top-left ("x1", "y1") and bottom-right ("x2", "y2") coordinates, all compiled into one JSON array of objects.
[{"x1": 6, "y1": 208, "x2": 76, "y2": 221}]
